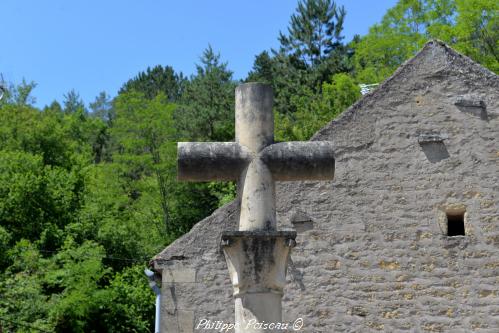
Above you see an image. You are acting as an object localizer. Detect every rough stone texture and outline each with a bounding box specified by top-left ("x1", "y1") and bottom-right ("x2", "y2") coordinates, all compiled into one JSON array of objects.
[
  {"x1": 153, "y1": 41, "x2": 499, "y2": 332},
  {"x1": 221, "y1": 231, "x2": 296, "y2": 296},
  {"x1": 221, "y1": 231, "x2": 296, "y2": 332},
  {"x1": 261, "y1": 142, "x2": 334, "y2": 181},
  {"x1": 178, "y1": 142, "x2": 251, "y2": 181},
  {"x1": 162, "y1": 267, "x2": 197, "y2": 283}
]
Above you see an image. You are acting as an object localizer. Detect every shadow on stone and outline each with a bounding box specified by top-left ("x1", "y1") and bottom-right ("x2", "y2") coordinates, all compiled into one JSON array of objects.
[
  {"x1": 454, "y1": 97, "x2": 488, "y2": 121},
  {"x1": 420, "y1": 141, "x2": 450, "y2": 163},
  {"x1": 418, "y1": 134, "x2": 450, "y2": 163},
  {"x1": 288, "y1": 258, "x2": 306, "y2": 291},
  {"x1": 290, "y1": 210, "x2": 314, "y2": 233}
]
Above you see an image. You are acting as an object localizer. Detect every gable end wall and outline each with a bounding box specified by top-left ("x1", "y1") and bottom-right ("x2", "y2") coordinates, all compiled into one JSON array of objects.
[{"x1": 155, "y1": 43, "x2": 499, "y2": 332}]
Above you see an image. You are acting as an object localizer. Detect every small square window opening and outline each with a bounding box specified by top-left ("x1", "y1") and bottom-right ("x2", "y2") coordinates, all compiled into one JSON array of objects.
[{"x1": 447, "y1": 212, "x2": 465, "y2": 236}]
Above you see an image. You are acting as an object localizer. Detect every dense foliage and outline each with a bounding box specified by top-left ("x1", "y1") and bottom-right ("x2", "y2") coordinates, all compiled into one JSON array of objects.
[{"x1": 0, "y1": 0, "x2": 496, "y2": 331}]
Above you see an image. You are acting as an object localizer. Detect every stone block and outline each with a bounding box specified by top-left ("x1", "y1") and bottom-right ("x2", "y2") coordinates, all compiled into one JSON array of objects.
[
  {"x1": 162, "y1": 268, "x2": 196, "y2": 283},
  {"x1": 162, "y1": 310, "x2": 194, "y2": 333}
]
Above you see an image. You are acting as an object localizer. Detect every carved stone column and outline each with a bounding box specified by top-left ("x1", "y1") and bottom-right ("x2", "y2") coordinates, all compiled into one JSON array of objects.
[{"x1": 221, "y1": 231, "x2": 296, "y2": 333}]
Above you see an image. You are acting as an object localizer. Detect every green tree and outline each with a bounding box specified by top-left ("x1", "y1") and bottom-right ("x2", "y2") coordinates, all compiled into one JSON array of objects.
[
  {"x1": 0, "y1": 79, "x2": 37, "y2": 106},
  {"x1": 275, "y1": 73, "x2": 360, "y2": 141},
  {"x1": 453, "y1": 0, "x2": 498, "y2": 72},
  {"x1": 278, "y1": 0, "x2": 346, "y2": 66},
  {"x1": 44, "y1": 239, "x2": 110, "y2": 333},
  {"x1": 0, "y1": 151, "x2": 81, "y2": 243},
  {"x1": 99, "y1": 265, "x2": 155, "y2": 332},
  {"x1": 176, "y1": 45, "x2": 236, "y2": 141},
  {"x1": 0, "y1": 73, "x2": 228, "y2": 332},
  {"x1": 247, "y1": 0, "x2": 350, "y2": 116},
  {"x1": 67, "y1": 163, "x2": 151, "y2": 270},
  {"x1": 0, "y1": 240, "x2": 52, "y2": 332},
  {"x1": 112, "y1": 92, "x2": 176, "y2": 235},
  {"x1": 0, "y1": 226, "x2": 11, "y2": 270},
  {"x1": 90, "y1": 91, "x2": 114, "y2": 123},
  {"x1": 119, "y1": 65, "x2": 187, "y2": 101},
  {"x1": 352, "y1": 0, "x2": 498, "y2": 83},
  {"x1": 11, "y1": 79, "x2": 38, "y2": 106},
  {"x1": 265, "y1": 53, "x2": 311, "y2": 115},
  {"x1": 174, "y1": 47, "x2": 239, "y2": 209},
  {"x1": 246, "y1": 51, "x2": 274, "y2": 84},
  {"x1": 63, "y1": 90, "x2": 86, "y2": 114}
]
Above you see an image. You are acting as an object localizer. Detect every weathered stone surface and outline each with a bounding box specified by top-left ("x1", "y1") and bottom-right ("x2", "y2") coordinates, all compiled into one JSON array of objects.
[
  {"x1": 289, "y1": 210, "x2": 314, "y2": 233},
  {"x1": 177, "y1": 142, "x2": 251, "y2": 181},
  {"x1": 454, "y1": 95, "x2": 488, "y2": 120},
  {"x1": 162, "y1": 267, "x2": 197, "y2": 283},
  {"x1": 221, "y1": 231, "x2": 296, "y2": 332},
  {"x1": 221, "y1": 231, "x2": 296, "y2": 295},
  {"x1": 176, "y1": 83, "x2": 334, "y2": 232},
  {"x1": 153, "y1": 41, "x2": 499, "y2": 332},
  {"x1": 163, "y1": 310, "x2": 194, "y2": 333},
  {"x1": 419, "y1": 141, "x2": 450, "y2": 163},
  {"x1": 261, "y1": 142, "x2": 334, "y2": 181},
  {"x1": 235, "y1": 83, "x2": 274, "y2": 153}
]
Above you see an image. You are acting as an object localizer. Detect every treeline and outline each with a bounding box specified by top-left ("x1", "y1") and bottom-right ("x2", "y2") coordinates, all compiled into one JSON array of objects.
[{"x1": 0, "y1": 0, "x2": 496, "y2": 332}]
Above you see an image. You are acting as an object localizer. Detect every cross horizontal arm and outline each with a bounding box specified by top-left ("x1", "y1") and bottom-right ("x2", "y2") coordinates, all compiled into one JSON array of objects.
[
  {"x1": 177, "y1": 142, "x2": 251, "y2": 181},
  {"x1": 260, "y1": 141, "x2": 334, "y2": 181}
]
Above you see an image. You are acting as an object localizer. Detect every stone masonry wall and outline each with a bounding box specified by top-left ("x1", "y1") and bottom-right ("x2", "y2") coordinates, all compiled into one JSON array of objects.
[{"x1": 153, "y1": 42, "x2": 499, "y2": 332}]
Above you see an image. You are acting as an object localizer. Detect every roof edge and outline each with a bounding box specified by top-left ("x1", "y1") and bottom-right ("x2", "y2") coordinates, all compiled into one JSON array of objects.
[
  {"x1": 312, "y1": 39, "x2": 498, "y2": 140},
  {"x1": 151, "y1": 199, "x2": 239, "y2": 265}
]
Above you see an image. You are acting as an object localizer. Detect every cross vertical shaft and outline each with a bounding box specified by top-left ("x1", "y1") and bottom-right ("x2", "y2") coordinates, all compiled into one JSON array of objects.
[{"x1": 235, "y1": 85, "x2": 276, "y2": 231}]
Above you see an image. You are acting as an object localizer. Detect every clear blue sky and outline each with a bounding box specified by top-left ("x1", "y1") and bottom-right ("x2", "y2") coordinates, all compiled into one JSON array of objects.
[{"x1": 1, "y1": 0, "x2": 397, "y2": 108}]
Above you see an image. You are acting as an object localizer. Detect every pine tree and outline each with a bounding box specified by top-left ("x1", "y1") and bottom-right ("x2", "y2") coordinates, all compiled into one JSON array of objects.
[
  {"x1": 176, "y1": 45, "x2": 236, "y2": 141},
  {"x1": 63, "y1": 89, "x2": 85, "y2": 114},
  {"x1": 278, "y1": 0, "x2": 346, "y2": 66}
]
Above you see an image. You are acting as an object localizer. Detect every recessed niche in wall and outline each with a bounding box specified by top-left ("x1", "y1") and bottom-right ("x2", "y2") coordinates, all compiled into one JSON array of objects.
[
  {"x1": 454, "y1": 96, "x2": 488, "y2": 121},
  {"x1": 447, "y1": 212, "x2": 465, "y2": 236},
  {"x1": 290, "y1": 210, "x2": 314, "y2": 233},
  {"x1": 437, "y1": 204, "x2": 468, "y2": 237},
  {"x1": 418, "y1": 133, "x2": 450, "y2": 163}
]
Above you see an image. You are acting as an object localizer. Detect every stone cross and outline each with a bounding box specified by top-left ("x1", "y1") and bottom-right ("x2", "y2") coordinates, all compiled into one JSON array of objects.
[{"x1": 177, "y1": 83, "x2": 334, "y2": 332}]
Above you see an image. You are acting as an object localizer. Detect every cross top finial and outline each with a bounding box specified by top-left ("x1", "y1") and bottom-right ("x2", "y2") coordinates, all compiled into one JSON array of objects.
[{"x1": 235, "y1": 83, "x2": 274, "y2": 152}]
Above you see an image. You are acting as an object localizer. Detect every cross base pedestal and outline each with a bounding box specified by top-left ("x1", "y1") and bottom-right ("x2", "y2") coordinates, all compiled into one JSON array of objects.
[{"x1": 221, "y1": 231, "x2": 296, "y2": 333}]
